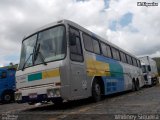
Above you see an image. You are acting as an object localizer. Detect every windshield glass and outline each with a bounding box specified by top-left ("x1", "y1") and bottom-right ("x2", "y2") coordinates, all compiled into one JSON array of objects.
[{"x1": 18, "y1": 25, "x2": 66, "y2": 70}]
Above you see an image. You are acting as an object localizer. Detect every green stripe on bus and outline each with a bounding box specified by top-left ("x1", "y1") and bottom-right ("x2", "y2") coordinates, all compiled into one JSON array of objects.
[{"x1": 28, "y1": 73, "x2": 42, "y2": 81}]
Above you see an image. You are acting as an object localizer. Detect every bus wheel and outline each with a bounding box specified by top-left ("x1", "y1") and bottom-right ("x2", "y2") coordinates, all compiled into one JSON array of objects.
[
  {"x1": 135, "y1": 80, "x2": 140, "y2": 91},
  {"x1": 92, "y1": 79, "x2": 101, "y2": 102},
  {"x1": 132, "y1": 80, "x2": 136, "y2": 91},
  {"x1": 1, "y1": 91, "x2": 14, "y2": 103},
  {"x1": 52, "y1": 98, "x2": 63, "y2": 105},
  {"x1": 28, "y1": 102, "x2": 35, "y2": 105}
]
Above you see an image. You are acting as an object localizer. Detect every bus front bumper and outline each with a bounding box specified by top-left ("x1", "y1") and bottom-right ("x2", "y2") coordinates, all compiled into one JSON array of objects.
[{"x1": 15, "y1": 88, "x2": 61, "y2": 103}]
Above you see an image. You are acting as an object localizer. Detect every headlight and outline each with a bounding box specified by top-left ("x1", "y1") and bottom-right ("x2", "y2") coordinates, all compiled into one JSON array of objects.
[
  {"x1": 147, "y1": 76, "x2": 151, "y2": 79},
  {"x1": 15, "y1": 93, "x2": 22, "y2": 101},
  {"x1": 47, "y1": 89, "x2": 55, "y2": 98},
  {"x1": 47, "y1": 89, "x2": 60, "y2": 98},
  {"x1": 55, "y1": 89, "x2": 60, "y2": 97}
]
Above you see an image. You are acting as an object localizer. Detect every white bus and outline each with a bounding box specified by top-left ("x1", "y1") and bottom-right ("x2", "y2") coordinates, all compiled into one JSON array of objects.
[{"x1": 15, "y1": 20, "x2": 144, "y2": 104}]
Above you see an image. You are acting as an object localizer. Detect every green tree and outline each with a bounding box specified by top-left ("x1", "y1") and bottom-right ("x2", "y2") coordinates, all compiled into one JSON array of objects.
[{"x1": 153, "y1": 57, "x2": 160, "y2": 76}]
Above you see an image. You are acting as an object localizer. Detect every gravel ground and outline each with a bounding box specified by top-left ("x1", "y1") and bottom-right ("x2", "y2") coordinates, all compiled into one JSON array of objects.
[{"x1": 1, "y1": 86, "x2": 160, "y2": 120}]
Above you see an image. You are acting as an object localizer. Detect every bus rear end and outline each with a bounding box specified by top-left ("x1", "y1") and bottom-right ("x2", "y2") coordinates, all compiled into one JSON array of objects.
[{"x1": 15, "y1": 21, "x2": 69, "y2": 104}]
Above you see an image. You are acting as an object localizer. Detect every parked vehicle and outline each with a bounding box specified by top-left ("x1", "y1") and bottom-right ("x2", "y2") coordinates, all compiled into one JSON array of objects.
[
  {"x1": 0, "y1": 68, "x2": 16, "y2": 103},
  {"x1": 15, "y1": 20, "x2": 144, "y2": 105},
  {"x1": 140, "y1": 56, "x2": 158, "y2": 86}
]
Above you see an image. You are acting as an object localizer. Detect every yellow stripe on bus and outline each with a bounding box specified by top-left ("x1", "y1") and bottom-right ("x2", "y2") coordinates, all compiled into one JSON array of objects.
[
  {"x1": 42, "y1": 69, "x2": 60, "y2": 79},
  {"x1": 86, "y1": 58, "x2": 111, "y2": 77}
]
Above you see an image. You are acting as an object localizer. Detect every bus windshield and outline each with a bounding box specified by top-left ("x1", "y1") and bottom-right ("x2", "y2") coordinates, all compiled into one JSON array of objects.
[{"x1": 18, "y1": 25, "x2": 66, "y2": 70}]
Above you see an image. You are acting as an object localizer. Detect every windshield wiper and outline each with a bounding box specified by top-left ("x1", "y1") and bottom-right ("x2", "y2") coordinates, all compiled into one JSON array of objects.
[
  {"x1": 21, "y1": 42, "x2": 37, "y2": 71},
  {"x1": 22, "y1": 53, "x2": 33, "y2": 71},
  {"x1": 33, "y1": 43, "x2": 47, "y2": 66},
  {"x1": 22, "y1": 43, "x2": 47, "y2": 71}
]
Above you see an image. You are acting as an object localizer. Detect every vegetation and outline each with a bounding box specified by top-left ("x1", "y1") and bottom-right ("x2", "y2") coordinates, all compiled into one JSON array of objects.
[
  {"x1": 153, "y1": 57, "x2": 160, "y2": 76},
  {"x1": 1, "y1": 63, "x2": 18, "y2": 70}
]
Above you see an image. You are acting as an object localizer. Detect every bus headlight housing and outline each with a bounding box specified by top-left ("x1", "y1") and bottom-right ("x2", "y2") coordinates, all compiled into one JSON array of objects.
[
  {"x1": 147, "y1": 75, "x2": 152, "y2": 80},
  {"x1": 47, "y1": 89, "x2": 60, "y2": 98},
  {"x1": 55, "y1": 89, "x2": 60, "y2": 97},
  {"x1": 15, "y1": 92, "x2": 22, "y2": 101},
  {"x1": 47, "y1": 89, "x2": 54, "y2": 98}
]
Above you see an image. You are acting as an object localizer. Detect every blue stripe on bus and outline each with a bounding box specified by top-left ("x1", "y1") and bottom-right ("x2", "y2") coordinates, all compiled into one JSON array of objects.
[{"x1": 96, "y1": 55, "x2": 125, "y2": 95}]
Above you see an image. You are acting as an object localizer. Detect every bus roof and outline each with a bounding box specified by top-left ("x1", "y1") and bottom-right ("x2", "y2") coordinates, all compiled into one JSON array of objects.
[{"x1": 24, "y1": 19, "x2": 139, "y2": 60}]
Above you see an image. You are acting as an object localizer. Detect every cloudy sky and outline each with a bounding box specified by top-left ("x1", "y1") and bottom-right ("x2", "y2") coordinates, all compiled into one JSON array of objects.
[{"x1": 0, "y1": 0, "x2": 160, "y2": 67}]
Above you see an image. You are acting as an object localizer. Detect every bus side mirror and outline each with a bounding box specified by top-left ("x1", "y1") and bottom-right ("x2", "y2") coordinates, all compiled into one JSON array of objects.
[{"x1": 148, "y1": 65, "x2": 151, "y2": 71}]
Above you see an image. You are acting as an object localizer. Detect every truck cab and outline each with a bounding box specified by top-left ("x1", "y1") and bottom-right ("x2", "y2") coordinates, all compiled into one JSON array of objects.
[
  {"x1": 0, "y1": 68, "x2": 16, "y2": 103},
  {"x1": 140, "y1": 56, "x2": 158, "y2": 86}
]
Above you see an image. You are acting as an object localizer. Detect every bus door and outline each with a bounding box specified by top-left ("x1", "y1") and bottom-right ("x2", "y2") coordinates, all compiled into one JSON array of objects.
[{"x1": 69, "y1": 26, "x2": 87, "y2": 99}]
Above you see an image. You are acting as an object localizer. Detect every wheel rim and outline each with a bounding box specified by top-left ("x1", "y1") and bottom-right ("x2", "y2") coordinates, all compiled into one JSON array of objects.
[
  {"x1": 95, "y1": 83, "x2": 101, "y2": 96},
  {"x1": 4, "y1": 94, "x2": 11, "y2": 101}
]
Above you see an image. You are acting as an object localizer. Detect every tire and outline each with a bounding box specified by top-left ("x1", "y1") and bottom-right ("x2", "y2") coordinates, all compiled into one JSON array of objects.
[
  {"x1": 92, "y1": 79, "x2": 101, "y2": 102},
  {"x1": 132, "y1": 81, "x2": 136, "y2": 91},
  {"x1": 155, "y1": 77, "x2": 159, "y2": 85},
  {"x1": 1, "y1": 91, "x2": 14, "y2": 103},
  {"x1": 135, "y1": 80, "x2": 140, "y2": 91},
  {"x1": 52, "y1": 98, "x2": 63, "y2": 105},
  {"x1": 153, "y1": 77, "x2": 158, "y2": 85},
  {"x1": 151, "y1": 79, "x2": 154, "y2": 86},
  {"x1": 28, "y1": 102, "x2": 35, "y2": 105}
]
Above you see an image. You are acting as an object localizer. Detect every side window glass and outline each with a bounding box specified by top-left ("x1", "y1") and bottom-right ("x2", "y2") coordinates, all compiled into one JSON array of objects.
[
  {"x1": 136, "y1": 60, "x2": 139, "y2": 67},
  {"x1": 1, "y1": 71, "x2": 7, "y2": 79},
  {"x1": 111, "y1": 47, "x2": 116, "y2": 59},
  {"x1": 106, "y1": 45, "x2": 112, "y2": 58},
  {"x1": 120, "y1": 52, "x2": 123, "y2": 62},
  {"x1": 101, "y1": 42, "x2": 107, "y2": 57},
  {"x1": 93, "y1": 38, "x2": 100, "y2": 54},
  {"x1": 126, "y1": 55, "x2": 132, "y2": 65},
  {"x1": 83, "y1": 34, "x2": 93, "y2": 52},
  {"x1": 120, "y1": 52, "x2": 127, "y2": 63},
  {"x1": 137, "y1": 60, "x2": 141, "y2": 68},
  {"x1": 111, "y1": 47, "x2": 120, "y2": 60},
  {"x1": 116, "y1": 50, "x2": 120, "y2": 60},
  {"x1": 101, "y1": 42, "x2": 112, "y2": 58},
  {"x1": 132, "y1": 58, "x2": 137, "y2": 66},
  {"x1": 69, "y1": 27, "x2": 83, "y2": 62}
]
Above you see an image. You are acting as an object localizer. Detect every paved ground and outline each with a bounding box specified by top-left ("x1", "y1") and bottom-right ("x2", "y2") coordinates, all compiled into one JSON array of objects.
[{"x1": 1, "y1": 86, "x2": 160, "y2": 120}]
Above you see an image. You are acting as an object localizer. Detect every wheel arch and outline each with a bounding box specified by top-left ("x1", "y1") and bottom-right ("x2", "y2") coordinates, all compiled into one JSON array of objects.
[
  {"x1": 136, "y1": 78, "x2": 140, "y2": 86},
  {"x1": 91, "y1": 76, "x2": 105, "y2": 95},
  {"x1": 132, "y1": 77, "x2": 136, "y2": 83},
  {"x1": 1, "y1": 89, "x2": 15, "y2": 97},
  {"x1": 0, "y1": 89, "x2": 15, "y2": 102}
]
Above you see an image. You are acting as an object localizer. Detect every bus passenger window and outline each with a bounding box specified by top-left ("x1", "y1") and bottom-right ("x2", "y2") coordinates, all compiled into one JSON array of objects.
[
  {"x1": 120, "y1": 52, "x2": 127, "y2": 63},
  {"x1": 83, "y1": 34, "x2": 93, "y2": 52},
  {"x1": 111, "y1": 47, "x2": 120, "y2": 60},
  {"x1": 100, "y1": 42, "x2": 112, "y2": 58},
  {"x1": 132, "y1": 58, "x2": 138, "y2": 67},
  {"x1": 116, "y1": 50, "x2": 120, "y2": 61},
  {"x1": 93, "y1": 39, "x2": 100, "y2": 54},
  {"x1": 106, "y1": 45, "x2": 112, "y2": 58},
  {"x1": 137, "y1": 60, "x2": 141, "y2": 68},
  {"x1": 126, "y1": 55, "x2": 133, "y2": 65},
  {"x1": 101, "y1": 43, "x2": 107, "y2": 57},
  {"x1": 111, "y1": 48, "x2": 116, "y2": 59}
]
